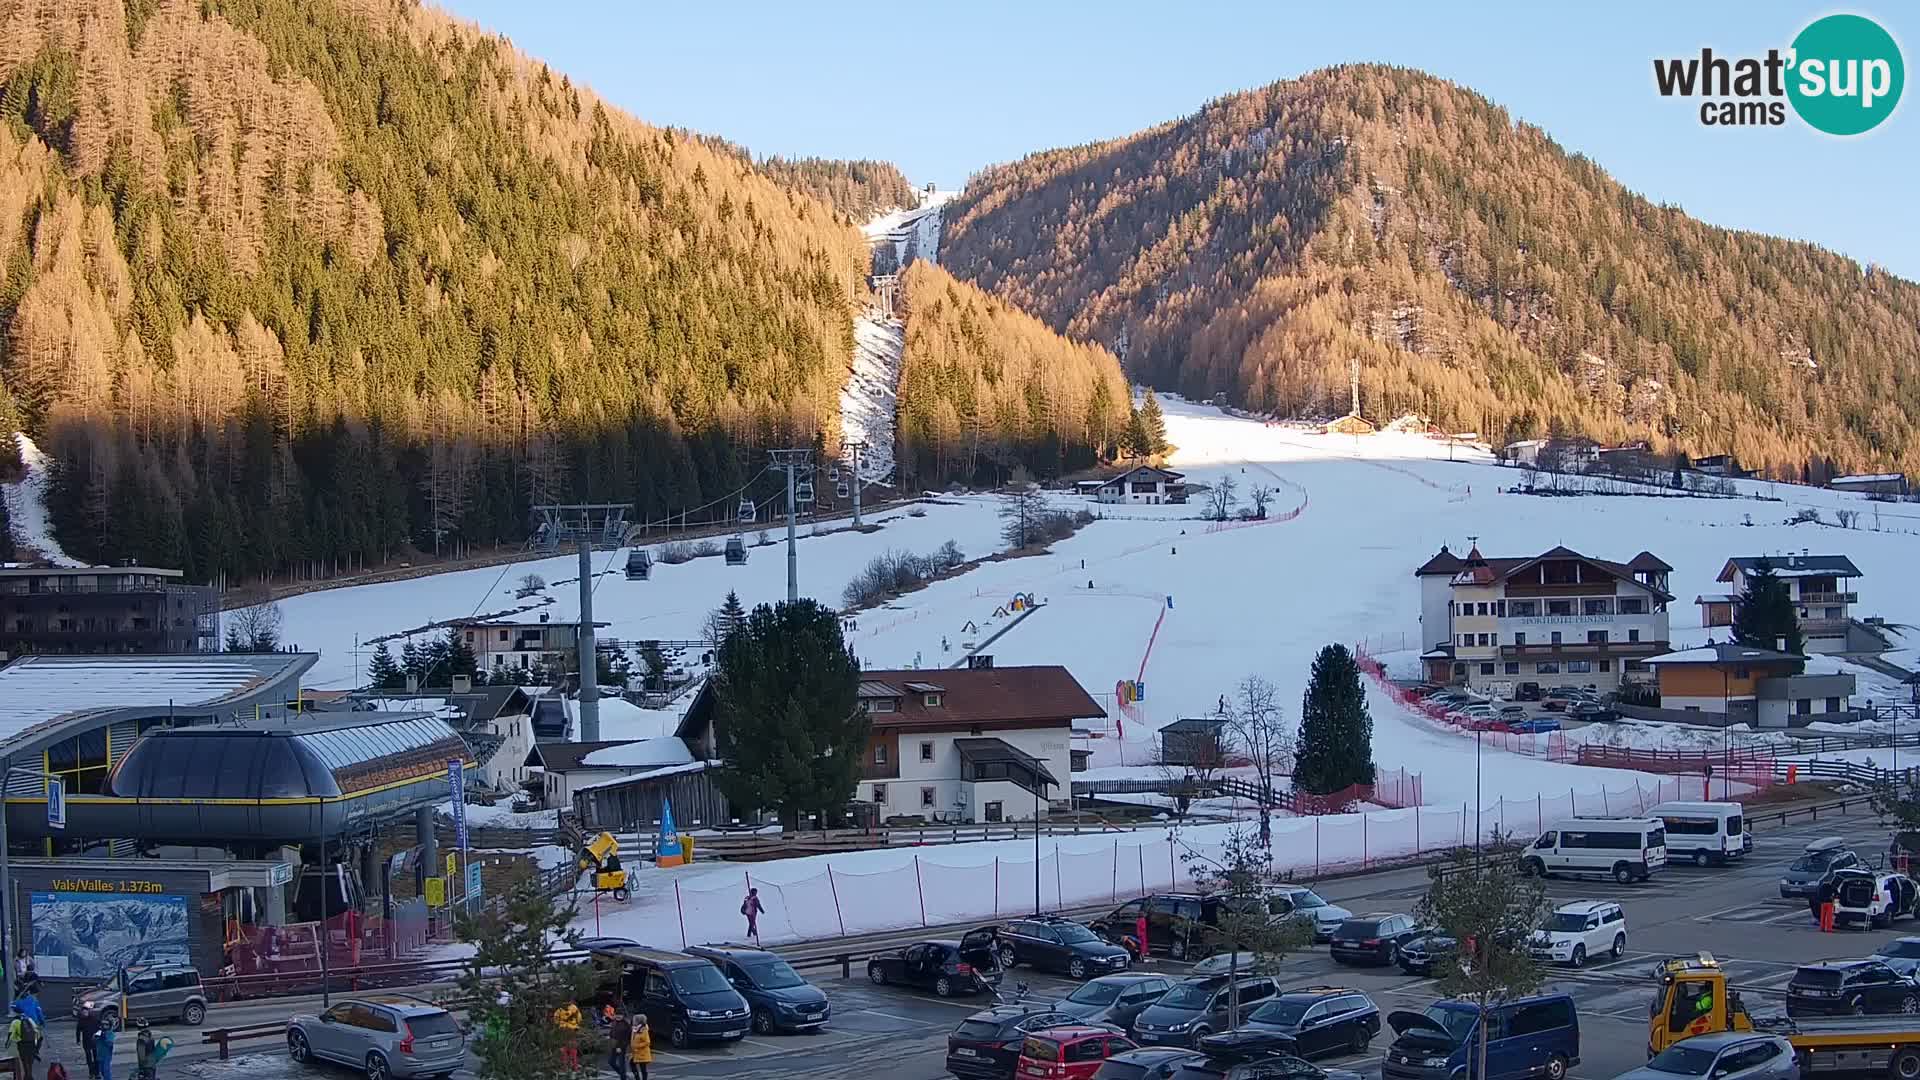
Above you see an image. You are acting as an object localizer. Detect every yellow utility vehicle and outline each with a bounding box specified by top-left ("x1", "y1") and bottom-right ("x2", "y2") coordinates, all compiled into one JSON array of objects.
[
  {"x1": 578, "y1": 831, "x2": 631, "y2": 901},
  {"x1": 1649, "y1": 954, "x2": 1920, "y2": 1077}
]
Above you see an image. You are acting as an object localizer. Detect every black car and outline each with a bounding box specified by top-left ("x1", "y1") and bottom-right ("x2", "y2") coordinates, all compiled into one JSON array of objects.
[
  {"x1": 1786, "y1": 959, "x2": 1920, "y2": 1017},
  {"x1": 686, "y1": 944, "x2": 830, "y2": 1035},
  {"x1": 1057, "y1": 974, "x2": 1176, "y2": 1029},
  {"x1": 590, "y1": 946, "x2": 752, "y2": 1048},
  {"x1": 945, "y1": 1004, "x2": 1083, "y2": 1079},
  {"x1": 1397, "y1": 934, "x2": 1457, "y2": 977},
  {"x1": 1092, "y1": 894, "x2": 1229, "y2": 962},
  {"x1": 1242, "y1": 987, "x2": 1380, "y2": 1059},
  {"x1": 1131, "y1": 976, "x2": 1278, "y2": 1048},
  {"x1": 1094, "y1": 1047, "x2": 1206, "y2": 1080},
  {"x1": 1170, "y1": 1031, "x2": 1365, "y2": 1080},
  {"x1": 1567, "y1": 702, "x2": 1618, "y2": 723},
  {"x1": 996, "y1": 916, "x2": 1135, "y2": 978},
  {"x1": 1329, "y1": 913, "x2": 1424, "y2": 966},
  {"x1": 866, "y1": 929, "x2": 1002, "y2": 998}
]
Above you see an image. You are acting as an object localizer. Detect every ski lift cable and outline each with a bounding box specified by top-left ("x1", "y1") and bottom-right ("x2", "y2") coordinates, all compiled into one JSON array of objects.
[{"x1": 634, "y1": 465, "x2": 780, "y2": 531}]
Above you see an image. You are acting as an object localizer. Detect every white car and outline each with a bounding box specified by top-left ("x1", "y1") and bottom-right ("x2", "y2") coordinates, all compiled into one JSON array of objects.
[
  {"x1": 1529, "y1": 900, "x2": 1627, "y2": 967},
  {"x1": 1262, "y1": 885, "x2": 1354, "y2": 941}
]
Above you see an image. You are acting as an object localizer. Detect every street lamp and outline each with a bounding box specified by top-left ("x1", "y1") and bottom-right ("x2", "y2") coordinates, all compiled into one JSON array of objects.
[
  {"x1": 0, "y1": 756, "x2": 66, "y2": 998},
  {"x1": 1474, "y1": 728, "x2": 1483, "y2": 860}
]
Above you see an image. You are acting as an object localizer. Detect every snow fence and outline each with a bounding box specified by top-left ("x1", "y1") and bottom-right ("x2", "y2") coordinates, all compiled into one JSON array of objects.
[{"x1": 610, "y1": 772, "x2": 1710, "y2": 949}]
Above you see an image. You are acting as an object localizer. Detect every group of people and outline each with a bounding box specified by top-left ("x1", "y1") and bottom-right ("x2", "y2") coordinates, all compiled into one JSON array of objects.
[
  {"x1": 4, "y1": 957, "x2": 165, "y2": 1080},
  {"x1": 551, "y1": 1000, "x2": 653, "y2": 1078}
]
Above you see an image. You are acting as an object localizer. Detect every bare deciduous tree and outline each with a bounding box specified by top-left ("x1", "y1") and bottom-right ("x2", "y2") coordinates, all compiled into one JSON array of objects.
[
  {"x1": 1224, "y1": 674, "x2": 1293, "y2": 846},
  {"x1": 1248, "y1": 483, "x2": 1276, "y2": 519},
  {"x1": 1155, "y1": 721, "x2": 1230, "y2": 819},
  {"x1": 224, "y1": 600, "x2": 284, "y2": 653},
  {"x1": 1207, "y1": 474, "x2": 1239, "y2": 521}
]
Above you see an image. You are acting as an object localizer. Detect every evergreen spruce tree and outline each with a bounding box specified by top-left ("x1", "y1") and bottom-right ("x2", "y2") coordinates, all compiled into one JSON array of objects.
[
  {"x1": 453, "y1": 869, "x2": 604, "y2": 1080},
  {"x1": 1295, "y1": 644, "x2": 1376, "y2": 794},
  {"x1": 367, "y1": 642, "x2": 404, "y2": 689},
  {"x1": 1123, "y1": 403, "x2": 1149, "y2": 459},
  {"x1": 1732, "y1": 558, "x2": 1804, "y2": 660},
  {"x1": 1139, "y1": 391, "x2": 1170, "y2": 456},
  {"x1": 714, "y1": 590, "x2": 747, "y2": 643},
  {"x1": 400, "y1": 639, "x2": 425, "y2": 687},
  {"x1": 443, "y1": 626, "x2": 479, "y2": 682},
  {"x1": 710, "y1": 599, "x2": 867, "y2": 829}
]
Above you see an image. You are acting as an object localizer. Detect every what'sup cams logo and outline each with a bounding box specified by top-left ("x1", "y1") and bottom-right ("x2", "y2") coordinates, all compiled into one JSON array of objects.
[{"x1": 1654, "y1": 13, "x2": 1904, "y2": 135}]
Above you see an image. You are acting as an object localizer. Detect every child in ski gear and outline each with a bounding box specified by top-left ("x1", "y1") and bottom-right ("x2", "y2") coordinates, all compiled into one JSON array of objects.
[
  {"x1": 135, "y1": 1019, "x2": 159, "y2": 1080},
  {"x1": 552, "y1": 1000, "x2": 581, "y2": 1069}
]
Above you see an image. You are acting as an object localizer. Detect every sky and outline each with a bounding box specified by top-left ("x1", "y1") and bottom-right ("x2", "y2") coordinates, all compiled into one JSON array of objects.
[{"x1": 437, "y1": 1, "x2": 1917, "y2": 279}]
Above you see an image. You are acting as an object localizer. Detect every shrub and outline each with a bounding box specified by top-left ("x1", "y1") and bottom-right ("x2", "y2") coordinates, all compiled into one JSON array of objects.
[
  {"x1": 658, "y1": 541, "x2": 698, "y2": 565},
  {"x1": 840, "y1": 541, "x2": 965, "y2": 608}
]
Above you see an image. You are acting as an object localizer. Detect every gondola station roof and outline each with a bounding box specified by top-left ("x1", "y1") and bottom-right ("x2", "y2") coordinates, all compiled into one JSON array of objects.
[{"x1": 0, "y1": 653, "x2": 315, "y2": 760}]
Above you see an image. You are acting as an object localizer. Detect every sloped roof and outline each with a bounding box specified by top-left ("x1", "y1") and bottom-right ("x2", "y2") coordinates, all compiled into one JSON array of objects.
[
  {"x1": 1102, "y1": 465, "x2": 1185, "y2": 484},
  {"x1": 1627, "y1": 551, "x2": 1673, "y2": 573},
  {"x1": 1449, "y1": 546, "x2": 1674, "y2": 601},
  {"x1": 953, "y1": 736, "x2": 1058, "y2": 785},
  {"x1": 0, "y1": 653, "x2": 315, "y2": 755},
  {"x1": 525, "y1": 739, "x2": 638, "y2": 772},
  {"x1": 1646, "y1": 643, "x2": 1803, "y2": 666},
  {"x1": 860, "y1": 665, "x2": 1104, "y2": 730},
  {"x1": 1160, "y1": 717, "x2": 1228, "y2": 735},
  {"x1": 1414, "y1": 546, "x2": 1466, "y2": 576},
  {"x1": 1718, "y1": 555, "x2": 1863, "y2": 582}
]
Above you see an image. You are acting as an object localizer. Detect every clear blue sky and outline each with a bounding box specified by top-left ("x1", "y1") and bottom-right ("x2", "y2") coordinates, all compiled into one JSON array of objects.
[{"x1": 440, "y1": 1, "x2": 1917, "y2": 279}]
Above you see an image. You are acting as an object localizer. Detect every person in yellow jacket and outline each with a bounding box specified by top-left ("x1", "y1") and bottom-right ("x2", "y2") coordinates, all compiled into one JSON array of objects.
[
  {"x1": 627, "y1": 1014, "x2": 652, "y2": 1080},
  {"x1": 552, "y1": 1001, "x2": 582, "y2": 1070}
]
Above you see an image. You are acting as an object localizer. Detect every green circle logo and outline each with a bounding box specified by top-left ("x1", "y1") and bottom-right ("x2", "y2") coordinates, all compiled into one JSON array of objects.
[{"x1": 1787, "y1": 14, "x2": 1904, "y2": 135}]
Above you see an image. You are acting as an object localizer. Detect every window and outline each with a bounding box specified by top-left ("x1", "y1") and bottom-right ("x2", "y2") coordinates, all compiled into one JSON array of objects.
[
  {"x1": 1548, "y1": 600, "x2": 1574, "y2": 616},
  {"x1": 920, "y1": 786, "x2": 937, "y2": 808},
  {"x1": 1536, "y1": 662, "x2": 1561, "y2": 674},
  {"x1": 1583, "y1": 598, "x2": 1612, "y2": 616},
  {"x1": 1477, "y1": 603, "x2": 1490, "y2": 616},
  {"x1": 1588, "y1": 630, "x2": 1609, "y2": 644},
  {"x1": 1458, "y1": 603, "x2": 1471, "y2": 616},
  {"x1": 1480, "y1": 663, "x2": 1495, "y2": 675},
  {"x1": 984, "y1": 801, "x2": 1003, "y2": 823},
  {"x1": 872, "y1": 784, "x2": 887, "y2": 802},
  {"x1": 1567, "y1": 660, "x2": 1592, "y2": 674},
  {"x1": 1796, "y1": 699, "x2": 1812, "y2": 716},
  {"x1": 1825, "y1": 607, "x2": 1842, "y2": 619},
  {"x1": 1510, "y1": 600, "x2": 1539, "y2": 617},
  {"x1": 1514, "y1": 632, "x2": 1528, "y2": 646},
  {"x1": 1066, "y1": 1039, "x2": 1105, "y2": 1064},
  {"x1": 1628, "y1": 629, "x2": 1641, "y2": 643},
  {"x1": 1618, "y1": 597, "x2": 1647, "y2": 615},
  {"x1": 163, "y1": 970, "x2": 199, "y2": 989},
  {"x1": 870, "y1": 698, "x2": 897, "y2": 713},
  {"x1": 1459, "y1": 634, "x2": 1470, "y2": 647},
  {"x1": 924, "y1": 694, "x2": 943, "y2": 707},
  {"x1": 874, "y1": 744, "x2": 888, "y2": 765},
  {"x1": 1509, "y1": 998, "x2": 1574, "y2": 1036},
  {"x1": 1550, "y1": 631, "x2": 1563, "y2": 644},
  {"x1": 917, "y1": 741, "x2": 935, "y2": 762},
  {"x1": 1826, "y1": 697, "x2": 1842, "y2": 712},
  {"x1": 1494, "y1": 601, "x2": 1507, "y2": 617},
  {"x1": 1599, "y1": 660, "x2": 1612, "y2": 672},
  {"x1": 1477, "y1": 633, "x2": 1491, "y2": 647}
]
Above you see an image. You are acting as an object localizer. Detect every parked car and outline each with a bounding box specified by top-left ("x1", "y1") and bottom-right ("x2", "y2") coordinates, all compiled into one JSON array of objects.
[
  {"x1": 1828, "y1": 867, "x2": 1920, "y2": 930},
  {"x1": 996, "y1": 916, "x2": 1135, "y2": 979},
  {"x1": 1092, "y1": 895, "x2": 1240, "y2": 962},
  {"x1": 946, "y1": 1004, "x2": 1082, "y2": 1080},
  {"x1": 1329, "y1": 913, "x2": 1424, "y2": 966},
  {"x1": 1093, "y1": 1047, "x2": 1205, "y2": 1080},
  {"x1": 286, "y1": 996, "x2": 466, "y2": 1080},
  {"x1": 595, "y1": 946, "x2": 753, "y2": 1047},
  {"x1": 1785, "y1": 959, "x2": 1920, "y2": 1017},
  {"x1": 868, "y1": 930, "x2": 1003, "y2": 997},
  {"x1": 1541, "y1": 690, "x2": 1589, "y2": 712},
  {"x1": 1566, "y1": 702, "x2": 1618, "y2": 723},
  {"x1": 1513, "y1": 682, "x2": 1543, "y2": 702},
  {"x1": 1130, "y1": 976, "x2": 1279, "y2": 1048},
  {"x1": 1396, "y1": 933, "x2": 1457, "y2": 977},
  {"x1": 1450, "y1": 704, "x2": 1499, "y2": 725},
  {"x1": 1497, "y1": 705, "x2": 1529, "y2": 723},
  {"x1": 1241, "y1": 987, "x2": 1380, "y2": 1058},
  {"x1": 1779, "y1": 837, "x2": 1861, "y2": 898},
  {"x1": 686, "y1": 944, "x2": 831, "y2": 1034},
  {"x1": 1613, "y1": 1031, "x2": 1797, "y2": 1080},
  {"x1": 1872, "y1": 936, "x2": 1920, "y2": 977},
  {"x1": 1169, "y1": 1031, "x2": 1364, "y2": 1080},
  {"x1": 72, "y1": 963, "x2": 208, "y2": 1029},
  {"x1": 1528, "y1": 901, "x2": 1627, "y2": 967},
  {"x1": 1262, "y1": 885, "x2": 1354, "y2": 942},
  {"x1": 1055, "y1": 974, "x2": 1175, "y2": 1029},
  {"x1": 1017, "y1": 1025, "x2": 1138, "y2": 1079},
  {"x1": 1383, "y1": 995, "x2": 1580, "y2": 1080},
  {"x1": 1507, "y1": 715, "x2": 1562, "y2": 734}
]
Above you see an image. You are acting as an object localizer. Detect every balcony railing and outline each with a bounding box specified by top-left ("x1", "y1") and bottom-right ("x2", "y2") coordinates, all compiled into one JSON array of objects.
[
  {"x1": 1500, "y1": 640, "x2": 1668, "y2": 658},
  {"x1": 860, "y1": 762, "x2": 899, "y2": 781},
  {"x1": 1798, "y1": 592, "x2": 1857, "y2": 605}
]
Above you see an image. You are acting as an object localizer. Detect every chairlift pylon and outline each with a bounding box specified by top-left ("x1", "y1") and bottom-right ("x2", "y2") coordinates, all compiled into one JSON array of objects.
[{"x1": 737, "y1": 498, "x2": 755, "y2": 524}]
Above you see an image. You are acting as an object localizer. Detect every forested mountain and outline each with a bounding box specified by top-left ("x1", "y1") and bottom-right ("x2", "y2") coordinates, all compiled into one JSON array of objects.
[
  {"x1": 941, "y1": 65, "x2": 1920, "y2": 478},
  {"x1": 0, "y1": 0, "x2": 875, "y2": 583},
  {"x1": 755, "y1": 157, "x2": 919, "y2": 221},
  {"x1": 894, "y1": 261, "x2": 1130, "y2": 488}
]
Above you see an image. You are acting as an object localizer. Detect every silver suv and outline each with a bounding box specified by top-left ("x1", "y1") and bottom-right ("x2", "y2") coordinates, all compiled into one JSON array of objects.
[
  {"x1": 71, "y1": 963, "x2": 208, "y2": 1029},
  {"x1": 287, "y1": 996, "x2": 466, "y2": 1080}
]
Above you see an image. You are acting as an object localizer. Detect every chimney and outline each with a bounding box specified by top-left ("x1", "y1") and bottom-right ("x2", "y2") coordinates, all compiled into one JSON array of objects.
[
  {"x1": 1776, "y1": 637, "x2": 1787, "y2": 653},
  {"x1": 452, "y1": 674, "x2": 472, "y2": 694},
  {"x1": 405, "y1": 673, "x2": 419, "y2": 693}
]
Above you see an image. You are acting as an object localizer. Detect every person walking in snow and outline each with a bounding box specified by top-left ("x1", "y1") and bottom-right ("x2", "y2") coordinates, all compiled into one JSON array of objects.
[{"x1": 742, "y1": 887, "x2": 766, "y2": 945}]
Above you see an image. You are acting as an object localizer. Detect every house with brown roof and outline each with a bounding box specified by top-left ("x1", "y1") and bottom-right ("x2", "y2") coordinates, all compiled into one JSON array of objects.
[
  {"x1": 677, "y1": 664, "x2": 1105, "y2": 825},
  {"x1": 1096, "y1": 466, "x2": 1187, "y2": 505},
  {"x1": 1414, "y1": 544, "x2": 1673, "y2": 694}
]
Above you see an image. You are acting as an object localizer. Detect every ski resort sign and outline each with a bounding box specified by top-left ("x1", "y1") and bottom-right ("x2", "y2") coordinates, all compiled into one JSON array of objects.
[{"x1": 1652, "y1": 13, "x2": 1904, "y2": 135}]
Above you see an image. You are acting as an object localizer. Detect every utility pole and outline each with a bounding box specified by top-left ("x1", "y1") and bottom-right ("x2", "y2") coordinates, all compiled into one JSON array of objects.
[
  {"x1": 769, "y1": 449, "x2": 812, "y2": 603},
  {"x1": 578, "y1": 538, "x2": 600, "y2": 741},
  {"x1": 846, "y1": 441, "x2": 865, "y2": 528}
]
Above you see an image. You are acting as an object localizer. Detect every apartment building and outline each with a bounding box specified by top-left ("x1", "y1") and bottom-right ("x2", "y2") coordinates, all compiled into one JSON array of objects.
[
  {"x1": 1416, "y1": 544, "x2": 1672, "y2": 693},
  {"x1": 1709, "y1": 555, "x2": 1863, "y2": 654},
  {"x1": 0, "y1": 565, "x2": 217, "y2": 658}
]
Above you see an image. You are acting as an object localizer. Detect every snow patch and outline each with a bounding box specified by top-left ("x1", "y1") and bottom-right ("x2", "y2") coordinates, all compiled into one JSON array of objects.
[
  {"x1": 840, "y1": 314, "x2": 905, "y2": 484},
  {"x1": 1, "y1": 434, "x2": 84, "y2": 567}
]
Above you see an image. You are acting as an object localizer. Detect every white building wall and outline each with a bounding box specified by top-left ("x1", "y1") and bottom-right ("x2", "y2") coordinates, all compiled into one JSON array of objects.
[
  {"x1": 482, "y1": 711, "x2": 535, "y2": 790},
  {"x1": 857, "y1": 725, "x2": 1073, "y2": 822},
  {"x1": 1418, "y1": 575, "x2": 1454, "y2": 651}
]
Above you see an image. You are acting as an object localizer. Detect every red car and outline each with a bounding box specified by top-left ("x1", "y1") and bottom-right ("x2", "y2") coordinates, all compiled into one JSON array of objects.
[{"x1": 1017, "y1": 1025, "x2": 1136, "y2": 1079}]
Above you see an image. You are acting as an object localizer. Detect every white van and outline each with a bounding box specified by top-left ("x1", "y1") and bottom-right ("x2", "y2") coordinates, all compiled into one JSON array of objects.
[
  {"x1": 1647, "y1": 801, "x2": 1745, "y2": 866},
  {"x1": 1521, "y1": 816, "x2": 1668, "y2": 884}
]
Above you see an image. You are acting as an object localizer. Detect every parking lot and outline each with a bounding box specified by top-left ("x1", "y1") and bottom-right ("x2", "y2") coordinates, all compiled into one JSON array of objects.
[{"x1": 169, "y1": 806, "x2": 1892, "y2": 1080}]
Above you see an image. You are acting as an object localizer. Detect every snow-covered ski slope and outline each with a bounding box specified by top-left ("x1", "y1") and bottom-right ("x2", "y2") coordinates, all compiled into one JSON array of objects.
[
  {"x1": 1, "y1": 433, "x2": 84, "y2": 567},
  {"x1": 282, "y1": 396, "x2": 1920, "y2": 800},
  {"x1": 838, "y1": 314, "x2": 904, "y2": 483},
  {"x1": 861, "y1": 188, "x2": 955, "y2": 267}
]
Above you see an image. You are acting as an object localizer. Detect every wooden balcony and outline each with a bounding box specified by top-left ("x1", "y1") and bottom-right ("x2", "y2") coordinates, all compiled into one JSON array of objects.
[
  {"x1": 1797, "y1": 592, "x2": 1857, "y2": 605},
  {"x1": 1499, "y1": 640, "x2": 1668, "y2": 658},
  {"x1": 860, "y1": 762, "x2": 899, "y2": 781}
]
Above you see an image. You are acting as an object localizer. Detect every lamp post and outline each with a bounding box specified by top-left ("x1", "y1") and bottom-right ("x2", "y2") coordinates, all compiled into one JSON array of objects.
[
  {"x1": 1034, "y1": 778, "x2": 1044, "y2": 916},
  {"x1": 0, "y1": 757, "x2": 65, "y2": 1000},
  {"x1": 1474, "y1": 728, "x2": 1483, "y2": 860}
]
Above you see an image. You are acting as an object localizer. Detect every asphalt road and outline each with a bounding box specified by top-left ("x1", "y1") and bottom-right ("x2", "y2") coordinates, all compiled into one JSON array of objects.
[{"x1": 84, "y1": 803, "x2": 1894, "y2": 1080}]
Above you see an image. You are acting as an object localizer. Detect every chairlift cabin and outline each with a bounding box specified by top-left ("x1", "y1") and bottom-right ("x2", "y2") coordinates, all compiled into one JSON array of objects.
[
  {"x1": 625, "y1": 549, "x2": 652, "y2": 581},
  {"x1": 795, "y1": 479, "x2": 815, "y2": 505},
  {"x1": 737, "y1": 498, "x2": 755, "y2": 524},
  {"x1": 836, "y1": 480, "x2": 851, "y2": 499},
  {"x1": 829, "y1": 465, "x2": 841, "y2": 482},
  {"x1": 724, "y1": 536, "x2": 748, "y2": 566}
]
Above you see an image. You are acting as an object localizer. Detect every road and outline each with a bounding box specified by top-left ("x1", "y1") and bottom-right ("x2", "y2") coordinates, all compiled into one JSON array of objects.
[{"x1": 56, "y1": 804, "x2": 1885, "y2": 1080}]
